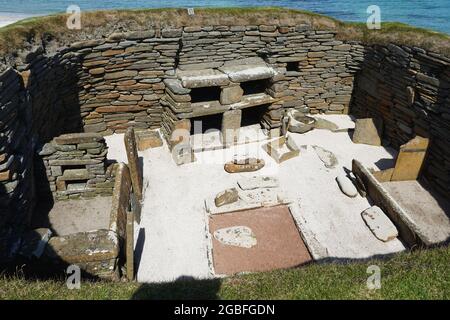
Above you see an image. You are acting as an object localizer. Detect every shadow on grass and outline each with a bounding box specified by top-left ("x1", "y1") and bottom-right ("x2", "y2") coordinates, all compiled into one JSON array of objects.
[{"x1": 131, "y1": 276, "x2": 222, "y2": 300}]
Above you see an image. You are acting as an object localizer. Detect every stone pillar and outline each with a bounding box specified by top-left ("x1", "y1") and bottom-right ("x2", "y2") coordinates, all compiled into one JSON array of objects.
[{"x1": 221, "y1": 109, "x2": 242, "y2": 146}]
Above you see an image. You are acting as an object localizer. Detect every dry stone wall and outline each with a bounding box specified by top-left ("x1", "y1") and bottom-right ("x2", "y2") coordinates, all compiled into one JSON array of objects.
[
  {"x1": 351, "y1": 44, "x2": 450, "y2": 198},
  {"x1": 1, "y1": 21, "x2": 449, "y2": 263},
  {"x1": 66, "y1": 25, "x2": 363, "y2": 135},
  {"x1": 0, "y1": 69, "x2": 33, "y2": 262}
]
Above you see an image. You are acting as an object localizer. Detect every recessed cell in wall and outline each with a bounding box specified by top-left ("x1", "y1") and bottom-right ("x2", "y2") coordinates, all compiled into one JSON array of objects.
[
  {"x1": 241, "y1": 79, "x2": 268, "y2": 96},
  {"x1": 286, "y1": 61, "x2": 299, "y2": 72},
  {"x1": 190, "y1": 86, "x2": 222, "y2": 103}
]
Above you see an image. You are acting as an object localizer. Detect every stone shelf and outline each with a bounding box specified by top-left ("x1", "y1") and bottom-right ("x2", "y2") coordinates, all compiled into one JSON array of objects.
[{"x1": 188, "y1": 93, "x2": 278, "y2": 118}]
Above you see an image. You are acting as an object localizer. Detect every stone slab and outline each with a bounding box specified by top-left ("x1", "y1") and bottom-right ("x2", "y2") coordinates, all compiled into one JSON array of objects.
[
  {"x1": 336, "y1": 174, "x2": 358, "y2": 198},
  {"x1": 352, "y1": 118, "x2": 382, "y2": 146},
  {"x1": 237, "y1": 176, "x2": 279, "y2": 190},
  {"x1": 46, "y1": 229, "x2": 119, "y2": 264},
  {"x1": 54, "y1": 133, "x2": 103, "y2": 145},
  {"x1": 214, "y1": 226, "x2": 257, "y2": 248},
  {"x1": 124, "y1": 128, "x2": 143, "y2": 200},
  {"x1": 178, "y1": 69, "x2": 230, "y2": 88},
  {"x1": 219, "y1": 64, "x2": 276, "y2": 82},
  {"x1": 362, "y1": 206, "x2": 399, "y2": 242},
  {"x1": 391, "y1": 136, "x2": 429, "y2": 181}
]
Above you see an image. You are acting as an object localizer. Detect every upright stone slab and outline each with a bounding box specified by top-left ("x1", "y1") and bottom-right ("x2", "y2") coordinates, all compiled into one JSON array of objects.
[
  {"x1": 126, "y1": 211, "x2": 134, "y2": 281},
  {"x1": 391, "y1": 136, "x2": 429, "y2": 181},
  {"x1": 124, "y1": 128, "x2": 142, "y2": 201},
  {"x1": 221, "y1": 110, "x2": 242, "y2": 146},
  {"x1": 352, "y1": 118, "x2": 382, "y2": 146}
]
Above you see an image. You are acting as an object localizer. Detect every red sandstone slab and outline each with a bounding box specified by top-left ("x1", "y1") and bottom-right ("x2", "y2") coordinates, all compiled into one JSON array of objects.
[{"x1": 209, "y1": 205, "x2": 312, "y2": 276}]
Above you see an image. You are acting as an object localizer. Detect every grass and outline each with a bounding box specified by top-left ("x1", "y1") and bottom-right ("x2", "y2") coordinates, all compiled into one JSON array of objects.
[
  {"x1": 1, "y1": 245, "x2": 449, "y2": 300},
  {"x1": 0, "y1": 7, "x2": 449, "y2": 55}
]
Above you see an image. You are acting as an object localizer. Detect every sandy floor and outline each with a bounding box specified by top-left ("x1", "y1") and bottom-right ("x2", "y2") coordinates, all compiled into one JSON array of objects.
[{"x1": 106, "y1": 115, "x2": 406, "y2": 283}]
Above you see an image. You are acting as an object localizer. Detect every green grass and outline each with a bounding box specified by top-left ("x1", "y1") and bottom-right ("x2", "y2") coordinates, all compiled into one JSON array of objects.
[
  {"x1": 1, "y1": 245, "x2": 449, "y2": 300},
  {"x1": 0, "y1": 7, "x2": 448, "y2": 55}
]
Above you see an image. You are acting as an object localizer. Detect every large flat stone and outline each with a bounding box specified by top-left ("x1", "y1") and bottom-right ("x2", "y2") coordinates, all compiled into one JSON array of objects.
[
  {"x1": 219, "y1": 64, "x2": 276, "y2": 82},
  {"x1": 46, "y1": 229, "x2": 119, "y2": 264},
  {"x1": 362, "y1": 206, "x2": 399, "y2": 242},
  {"x1": 391, "y1": 136, "x2": 429, "y2": 181},
  {"x1": 178, "y1": 69, "x2": 230, "y2": 88},
  {"x1": 352, "y1": 118, "x2": 382, "y2": 146},
  {"x1": 54, "y1": 133, "x2": 103, "y2": 145}
]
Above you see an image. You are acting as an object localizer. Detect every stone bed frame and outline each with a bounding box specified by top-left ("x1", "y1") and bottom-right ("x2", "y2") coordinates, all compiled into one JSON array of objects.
[{"x1": 1, "y1": 20, "x2": 449, "y2": 266}]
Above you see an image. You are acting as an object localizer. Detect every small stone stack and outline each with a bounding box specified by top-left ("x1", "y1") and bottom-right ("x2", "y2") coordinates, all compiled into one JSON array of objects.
[{"x1": 38, "y1": 133, "x2": 115, "y2": 201}]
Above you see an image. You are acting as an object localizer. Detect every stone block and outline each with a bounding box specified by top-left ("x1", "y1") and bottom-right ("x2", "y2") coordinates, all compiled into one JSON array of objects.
[
  {"x1": 362, "y1": 206, "x2": 398, "y2": 242},
  {"x1": 215, "y1": 188, "x2": 239, "y2": 207},
  {"x1": 391, "y1": 136, "x2": 429, "y2": 181},
  {"x1": 352, "y1": 118, "x2": 382, "y2": 146},
  {"x1": 136, "y1": 130, "x2": 163, "y2": 151},
  {"x1": 220, "y1": 85, "x2": 243, "y2": 105}
]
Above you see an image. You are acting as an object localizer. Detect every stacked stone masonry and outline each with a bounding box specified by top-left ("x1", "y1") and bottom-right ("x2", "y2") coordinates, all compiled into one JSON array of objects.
[
  {"x1": 0, "y1": 22, "x2": 449, "y2": 262},
  {"x1": 351, "y1": 44, "x2": 450, "y2": 198},
  {"x1": 38, "y1": 133, "x2": 115, "y2": 201}
]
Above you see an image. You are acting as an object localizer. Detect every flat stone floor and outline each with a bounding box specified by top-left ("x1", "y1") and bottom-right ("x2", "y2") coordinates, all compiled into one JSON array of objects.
[
  {"x1": 105, "y1": 115, "x2": 407, "y2": 283},
  {"x1": 46, "y1": 197, "x2": 112, "y2": 236},
  {"x1": 209, "y1": 205, "x2": 312, "y2": 276},
  {"x1": 383, "y1": 180, "x2": 450, "y2": 245}
]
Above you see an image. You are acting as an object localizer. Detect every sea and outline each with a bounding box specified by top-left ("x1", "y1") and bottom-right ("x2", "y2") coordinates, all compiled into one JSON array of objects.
[{"x1": 0, "y1": 0, "x2": 448, "y2": 34}]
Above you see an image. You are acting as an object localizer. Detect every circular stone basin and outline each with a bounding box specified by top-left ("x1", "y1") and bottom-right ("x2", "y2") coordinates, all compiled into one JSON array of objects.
[{"x1": 288, "y1": 111, "x2": 316, "y2": 134}]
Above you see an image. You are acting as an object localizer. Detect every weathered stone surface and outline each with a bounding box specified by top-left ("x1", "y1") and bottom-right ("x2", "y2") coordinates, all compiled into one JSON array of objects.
[
  {"x1": 352, "y1": 118, "x2": 382, "y2": 146},
  {"x1": 224, "y1": 158, "x2": 265, "y2": 173},
  {"x1": 164, "y1": 78, "x2": 191, "y2": 95},
  {"x1": 126, "y1": 211, "x2": 134, "y2": 281},
  {"x1": 124, "y1": 128, "x2": 143, "y2": 200},
  {"x1": 178, "y1": 69, "x2": 230, "y2": 88},
  {"x1": 336, "y1": 174, "x2": 358, "y2": 198},
  {"x1": 312, "y1": 145, "x2": 338, "y2": 169},
  {"x1": 288, "y1": 110, "x2": 316, "y2": 134},
  {"x1": 312, "y1": 118, "x2": 339, "y2": 131},
  {"x1": 221, "y1": 109, "x2": 242, "y2": 145},
  {"x1": 220, "y1": 85, "x2": 243, "y2": 105},
  {"x1": 136, "y1": 130, "x2": 163, "y2": 151},
  {"x1": 54, "y1": 133, "x2": 103, "y2": 145},
  {"x1": 362, "y1": 206, "x2": 398, "y2": 242},
  {"x1": 46, "y1": 229, "x2": 119, "y2": 264},
  {"x1": 214, "y1": 226, "x2": 257, "y2": 248},
  {"x1": 264, "y1": 136, "x2": 300, "y2": 164},
  {"x1": 237, "y1": 176, "x2": 279, "y2": 190},
  {"x1": 215, "y1": 188, "x2": 239, "y2": 207},
  {"x1": 59, "y1": 169, "x2": 92, "y2": 181},
  {"x1": 219, "y1": 64, "x2": 275, "y2": 82},
  {"x1": 391, "y1": 136, "x2": 429, "y2": 181}
]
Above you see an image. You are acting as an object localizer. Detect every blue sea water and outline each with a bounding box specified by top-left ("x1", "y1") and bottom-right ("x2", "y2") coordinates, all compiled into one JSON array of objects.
[{"x1": 0, "y1": 0, "x2": 448, "y2": 34}]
